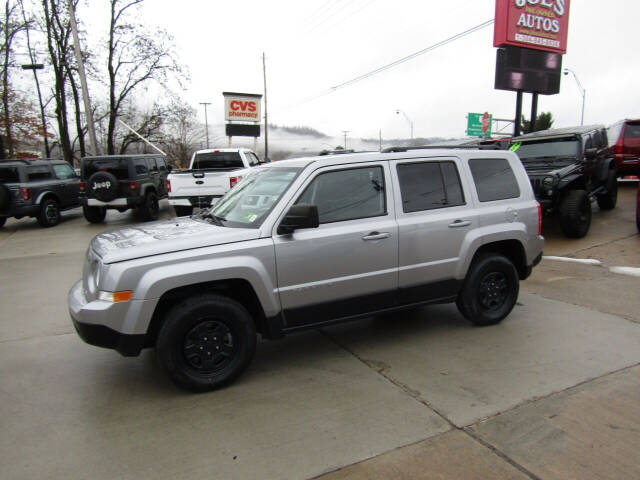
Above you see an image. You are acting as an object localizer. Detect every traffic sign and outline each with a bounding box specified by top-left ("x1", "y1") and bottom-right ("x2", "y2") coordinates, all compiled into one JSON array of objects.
[{"x1": 467, "y1": 112, "x2": 493, "y2": 137}]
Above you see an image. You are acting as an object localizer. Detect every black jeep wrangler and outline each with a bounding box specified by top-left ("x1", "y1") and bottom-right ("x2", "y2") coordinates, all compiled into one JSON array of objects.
[
  {"x1": 511, "y1": 125, "x2": 617, "y2": 238},
  {"x1": 0, "y1": 159, "x2": 80, "y2": 228},
  {"x1": 80, "y1": 154, "x2": 171, "y2": 223}
]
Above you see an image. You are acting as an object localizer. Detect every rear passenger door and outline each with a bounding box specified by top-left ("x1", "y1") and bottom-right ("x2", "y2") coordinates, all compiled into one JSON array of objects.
[
  {"x1": 390, "y1": 158, "x2": 477, "y2": 304},
  {"x1": 155, "y1": 158, "x2": 168, "y2": 197},
  {"x1": 273, "y1": 162, "x2": 398, "y2": 328},
  {"x1": 52, "y1": 163, "x2": 80, "y2": 207},
  {"x1": 146, "y1": 157, "x2": 160, "y2": 193}
]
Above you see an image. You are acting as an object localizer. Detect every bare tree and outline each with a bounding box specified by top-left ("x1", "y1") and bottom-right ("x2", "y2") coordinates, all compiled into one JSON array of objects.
[
  {"x1": 117, "y1": 101, "x2": 166, "y2": 154},
  {"x1": 160, "y1": 103, "x2": 203, "y2": 168},
  {"x1": 106, "y1": 0, "x2": 183, "y2": 155},
  {"x1": 1, "y1": 0, "x2": 29, "y2": 158}
]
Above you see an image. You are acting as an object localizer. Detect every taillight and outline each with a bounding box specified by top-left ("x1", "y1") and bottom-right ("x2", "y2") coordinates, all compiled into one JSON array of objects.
[
  {"x1": 166, "y1": 179, "x2": 171, "y2": 193},
  {"x1": 21, "y1": 187, "x2": 30, "y2": 200},
  {"x1": 537, "y1": 201, "x2": 542, "y2": 235},
  {"x1": 230, "y1": 176, "x2": 242, "y2": 188},
  {"x1": 615, "y1": 139, "x2": 624, "y2": 155},
  {"x1": 129, "y1": 181, "x2": 138, "y2": 190},
  {"x1": 79, "y1": 182, "x2": 86, "y2": 192}
]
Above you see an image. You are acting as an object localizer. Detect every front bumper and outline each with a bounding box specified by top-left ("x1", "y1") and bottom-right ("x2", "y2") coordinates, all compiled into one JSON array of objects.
[{"x1": 68, "y1": 280, "x2": 146, "y2": 356}]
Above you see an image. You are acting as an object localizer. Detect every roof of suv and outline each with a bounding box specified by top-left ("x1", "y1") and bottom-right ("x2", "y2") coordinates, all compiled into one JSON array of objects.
[
  {"x1": 81, "y1": 154, "x2": 164, "y2": 161},
  {"x1": 514, "y1": 125, "x2": 605, "y2": 141},
  {"x1": 0, "y1": 158, "x2": 66, "y2": 167},
  {"x1": 261, "y1": 148, "x2": 517, "y2": 170}
]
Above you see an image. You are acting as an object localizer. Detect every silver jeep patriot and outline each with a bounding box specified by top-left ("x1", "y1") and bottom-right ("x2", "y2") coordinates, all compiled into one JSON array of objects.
[{"x1": 69, "y1": 148, "x2": 544, "y2": 391}]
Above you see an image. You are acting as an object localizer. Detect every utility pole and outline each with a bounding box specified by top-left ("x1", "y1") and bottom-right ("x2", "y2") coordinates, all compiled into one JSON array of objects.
[
  {"x1": 199, "y1": 102, "x2": 211, "y2": 148},
  {"x1": 379, "y1": 129, "x2": 382, "y2": 151},
  {"x1": 342, "y1": 130, "x2": 349, "y2": 150},
  {"x1": 263, "y1": 52, "x2": 269, "y2": 161},
  {"x1": 67, "y1": 0, "x2": 99, "y2": 156}
]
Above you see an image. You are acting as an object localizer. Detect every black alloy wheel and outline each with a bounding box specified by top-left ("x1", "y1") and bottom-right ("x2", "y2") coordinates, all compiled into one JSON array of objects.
[
  {"x1": 183, "y1": 320, "x2": 235, "y2": 373},
  {"x1": 478, "y1": 272, "x2": 508, "y2": 311},
  {"x1": 142, "y1": 191, "x2": 159, "y2": 221},
  {"x1": 37, "y1": 198, "x2": 60, "y2": 227}
]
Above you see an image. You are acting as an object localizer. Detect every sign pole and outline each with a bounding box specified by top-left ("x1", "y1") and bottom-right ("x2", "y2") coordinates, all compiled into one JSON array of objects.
[
  {"x1": 530, "y1": 93, "x2": 539, "y2": 133},
  {"x1": 514, "y1": 91, "x2": 523, "y2": 137}
]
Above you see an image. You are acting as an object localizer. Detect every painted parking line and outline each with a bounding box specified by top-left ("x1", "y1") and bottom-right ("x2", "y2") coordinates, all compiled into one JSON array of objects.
[{"x1": 543, "y1": 256, "x2": 640, "y2": 278}]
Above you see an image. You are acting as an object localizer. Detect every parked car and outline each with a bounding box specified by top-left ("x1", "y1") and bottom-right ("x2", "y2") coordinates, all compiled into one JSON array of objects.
[
  {"x1": 607, "y1": 119, "x2": 640, "y2": 177},
  {"x1": 80, "y1": 154, "x2": 170, "y2": 223},
  {"x1": 69, "y1": 147, "x2": 544, "y2": 391},
  {"x1": 168, "y1": 148, "x2": 260, "y2": 217},
  {"x1": 636, "y1": 181, "x2": 640, "y2": 232},
  {"x1": 511, "y1": 125, "x2": 617, "y2": 238},
  {"x1": 0, "y1": 159, "x2": 80, "y2": 228}
]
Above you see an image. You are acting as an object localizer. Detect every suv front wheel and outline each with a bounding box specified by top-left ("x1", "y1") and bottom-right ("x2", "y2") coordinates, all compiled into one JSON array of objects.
[
  {"x1": 141, "y1": 191, "x2": 159, "y2": 221},
  {"x1": 156, "y1": 294, "x2": 257, "y2": 391},
  {"x1": 457, "y1": 253, "x2": 519, "y2": 326},
  {"x1": 559, "y1": 190, "x2": 591, "y2": 238}
]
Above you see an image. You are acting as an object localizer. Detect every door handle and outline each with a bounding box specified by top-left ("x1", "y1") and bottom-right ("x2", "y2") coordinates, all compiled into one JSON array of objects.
[
  {"x1": 362, "y1": 231, "x2": 390, "y2": 241},
  {"x1": 448, "y1": 220, "x2": 471, "y2": 228}
]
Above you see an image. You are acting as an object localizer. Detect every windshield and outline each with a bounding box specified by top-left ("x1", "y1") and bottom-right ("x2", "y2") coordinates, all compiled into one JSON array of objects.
[
  {"x1": 193, "y1": 152, "x2": 244, "y2": 170},
  {"x1": 515, "y1": 138, "x2": 581, "y2": 161},
  {"x1": 202, "y1": 167, "x2": 302, "y2": 228}
]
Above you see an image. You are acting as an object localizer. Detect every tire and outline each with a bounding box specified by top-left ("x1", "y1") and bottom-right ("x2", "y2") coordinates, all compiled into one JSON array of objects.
[
  {"x1": 596, "y1": 170, "x2": 618, "y2": 210},
  {"x1": 87, "y1": 172, "x2": 119, "y2": 202},
  {"x1": 37, "y1": 198, "x2": 60, "y2": 228},
  {"x1": 0, "y1": 217, "x2": 6, "y2": 228},
  {"x1": 0, "y1": 184, "x2": 10, "y2": 210},
  {"x1": 636, "y1": 183, "x2": 640, "y2": 233},
  {"x1": 141, "y1": 191, "x2": 159, "y2": 221},
  {"x1": 174, "y1": 206, "x2": 193, "y2": 217},
  {"x1": 559, "y1": 189, "x2": 591, "y2": 238},
  {"x1": 83, "y1": 205, "x2": 106, "y2": 224},
  {"x1": 456, "y1": 253, "x2": 520, "y2": 326},
  {"x1": 156, "y1": 294, "x2": 257, "y2": 392}
]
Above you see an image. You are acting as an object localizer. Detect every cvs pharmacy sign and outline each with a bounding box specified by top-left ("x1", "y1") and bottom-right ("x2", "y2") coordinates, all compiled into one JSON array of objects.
[{"x1": 223, "y1": 92, "x2": 262, "y2": 122}]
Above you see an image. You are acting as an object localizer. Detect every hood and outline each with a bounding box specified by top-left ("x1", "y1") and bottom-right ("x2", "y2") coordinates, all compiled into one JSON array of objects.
[
  {"x1": 523, "y1": 160, "x2": 579, "y2": 176},
  {"x1": 91, "y1": 217, "x2": 260, "y2": 264}
]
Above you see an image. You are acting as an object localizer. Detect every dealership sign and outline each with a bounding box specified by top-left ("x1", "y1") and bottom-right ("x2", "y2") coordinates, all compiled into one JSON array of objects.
[
  {"x1": 494, "y1": 0, "x2": 571, "y2": 54},
  {"x1": 223, "y1": 92, "x2": 262, "y2": 123}
]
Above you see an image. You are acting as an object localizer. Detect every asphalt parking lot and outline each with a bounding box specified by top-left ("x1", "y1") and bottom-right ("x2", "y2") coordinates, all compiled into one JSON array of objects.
[{"x1": 1, "y1": 184, "x2": 639, "y2": 479}]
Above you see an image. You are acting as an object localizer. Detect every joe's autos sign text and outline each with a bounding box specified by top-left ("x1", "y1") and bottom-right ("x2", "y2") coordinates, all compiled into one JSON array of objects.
[{"x1": 494, "y1": 0, "x2": 571, "y2": 54}]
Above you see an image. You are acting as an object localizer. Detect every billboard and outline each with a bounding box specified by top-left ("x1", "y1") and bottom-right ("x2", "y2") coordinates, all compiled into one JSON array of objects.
[
  {"x1": 494, "y1": 0, "x2": 571, "y2": 54},
  {"x1": 495, "y1": 46, "x2": 562, "y2": 94},
  {"x1": 223, "y1": 92, "x2": 262, "y2": 123}
]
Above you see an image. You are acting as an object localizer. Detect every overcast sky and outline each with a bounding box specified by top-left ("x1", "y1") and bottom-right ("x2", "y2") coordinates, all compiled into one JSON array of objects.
[{"x1": 107, "y1": 0, "x2": 640, "y2": 142}]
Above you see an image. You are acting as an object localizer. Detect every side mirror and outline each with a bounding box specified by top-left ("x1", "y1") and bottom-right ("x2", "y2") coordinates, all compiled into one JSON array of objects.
[
  {"x1": 585, "y1": 148, "x2": 598, "y2": 159},
  {"x1": 277, "y1": 204, "x2": 319, "y2": 235},
  {"x1": 167, "y1": 165, "x2": 173, "y2": 172}
]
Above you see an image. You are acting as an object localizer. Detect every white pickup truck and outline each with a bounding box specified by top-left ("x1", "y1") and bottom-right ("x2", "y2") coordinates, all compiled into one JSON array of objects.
[{"x1": 168, "y1": 148, "x2": 261, "y2": 216}]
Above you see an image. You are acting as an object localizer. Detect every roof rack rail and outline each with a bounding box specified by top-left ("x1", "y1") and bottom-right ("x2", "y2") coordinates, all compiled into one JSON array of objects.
[
  {"x1": 1, "y1": 158, "x2": 32, "y2": 164},
  {"x1": 381, "y1": 144, "x2": 504, "y2": 153}
]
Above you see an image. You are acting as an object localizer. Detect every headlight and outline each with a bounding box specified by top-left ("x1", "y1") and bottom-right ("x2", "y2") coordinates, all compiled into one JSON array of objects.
[{"x1": 98, "y1": 291, "x2": 132, "y2": 303}]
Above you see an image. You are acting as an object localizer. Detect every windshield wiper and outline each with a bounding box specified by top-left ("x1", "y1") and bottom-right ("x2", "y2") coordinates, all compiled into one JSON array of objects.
[{"x1": 199, "y1": 211, "x2": 225, "y2": 226}]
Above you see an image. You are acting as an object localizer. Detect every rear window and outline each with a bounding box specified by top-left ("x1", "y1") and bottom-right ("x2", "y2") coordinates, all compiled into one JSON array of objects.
[
  {"x1": 0, "y1": 167, "x2": 20, "y2": 183},
  {"x1": 469, "y1": 158, "x2": 520, "y2": 202},
  {"x1": 607, "y1": 122, "x2": 624, "y2": 146},
  {"x1": 193, "y1": 152, "x2": 243, "y2": 170},
  {"x1": 624, "y1": 123, "x2": 640, "y2": 139},
  {"x1": 84, "y1": 158, "x2": 130, "y2": 180},
  {"x1": 396, "y1": 161, "x2": 465, "y2": 213},
  {"x1": 27, "y1": 166, "x2": 52, "y2": 181}
]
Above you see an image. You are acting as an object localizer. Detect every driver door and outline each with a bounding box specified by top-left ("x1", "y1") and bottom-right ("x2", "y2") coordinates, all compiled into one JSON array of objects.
[{"x1": 273, "y1": 162, "x2": 399, "y2": 329}]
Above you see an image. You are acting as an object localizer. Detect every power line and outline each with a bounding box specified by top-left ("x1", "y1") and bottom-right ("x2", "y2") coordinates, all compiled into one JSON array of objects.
[
  {"x1": 308, "y1": 0, "x2": 356, "y2": 32},
  {"x1": 314, "y1": 0, "x2": 378, "y2": 34}
]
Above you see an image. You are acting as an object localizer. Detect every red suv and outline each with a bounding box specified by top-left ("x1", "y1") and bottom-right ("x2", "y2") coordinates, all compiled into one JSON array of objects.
[{"x1": 607, "y1": 119, "x2": 640, "y2": 177}]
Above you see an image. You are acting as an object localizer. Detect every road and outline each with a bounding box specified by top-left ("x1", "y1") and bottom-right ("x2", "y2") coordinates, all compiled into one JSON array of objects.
[{"x1": 1, "y1": 184, "x2": 639, "y2": 479}]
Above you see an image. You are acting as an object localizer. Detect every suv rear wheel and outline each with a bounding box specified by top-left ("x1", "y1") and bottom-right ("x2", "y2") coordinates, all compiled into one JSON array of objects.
[
  {"x1": 141, "y1": 191, "x2": 159, "y2": 221},
  {"x1": 0, "y1": 217, "x2": 6, "y2": 228},
  {"x1": 37, "y1": 198, "x2": 60, "y2": 228},
  {"x1": 156, "y1": 294, "x2": 257, "y2": 391},
  {"x1": 596, "y1": 169, "x2": 618, "y2": 210},
  {"x1": 83, "y1": 205, "x2": 106, "y2": 224},
  {"x1": 457, "y1": 253, "x2": 519, "y2": 326},
  {"x1": 559, "y1": 190, "x2": 591, "y2": 238}
]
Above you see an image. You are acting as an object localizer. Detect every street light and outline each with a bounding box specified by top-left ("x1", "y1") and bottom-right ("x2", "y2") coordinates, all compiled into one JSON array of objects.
[
  {"x1": 396, "y1": 109, "x2": 414, "y2": 139},
  {"x1": 21, "y1": 63, "x2": 50, "y2": 157},
  {"x1": 563, "y1": 68, "x2": 586, "y2": 126}
]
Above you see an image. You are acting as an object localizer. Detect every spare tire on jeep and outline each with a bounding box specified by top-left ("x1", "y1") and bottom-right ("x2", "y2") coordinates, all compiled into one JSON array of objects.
[
  {"x1": 87, "y1": 171, "x2": 119, "y2": 202},
  {"x1": 0, "y1": 184, "x2": 10, "y2": 210}
]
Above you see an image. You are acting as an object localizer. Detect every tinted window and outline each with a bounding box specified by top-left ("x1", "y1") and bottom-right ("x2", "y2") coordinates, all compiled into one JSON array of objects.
[
  {"x1": 296, "y1": 166, "x2": 386, "y2": 223},
  {"x1": 0, "y1": 167, "x2": 20, "y2": 183},
  {"x1": 397, "y1": 161, "x2": 465, "y2": 213},
  {"x1": 624, "y1": 123, "x2": 640, "y2": 139},
  {"x1": 515, "y1": 138, "x2": 581, "y2": 160},
  {"x1": 193, "y1": 152, "x2": 244, "y2": 170},
  {"x1": 246, "y1": 152, "x2": 260, "y2": 167},
  {"x1": 156, "y1": 158, "x2": 167, "y2": 171},
  {"x1": 84, "y1": 158, "x2": 130, "y2": 180},
  {"x1": 147, "y1": 158, "x2": 158, "y2": 172},
  {"x1": 27, "y1": 166, "x2": 52, "y2": 181},
  {"x1": 135, "y1": 160, "x2": 148, "y2": 175},
  {"x1": 53, "y1": 164, "x2": 76, "y2": 179},
  {"x1": 469, "y1": 158, "x2": 520, "y2": 202}
]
